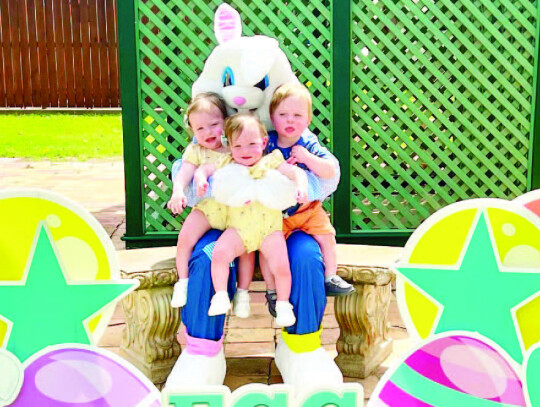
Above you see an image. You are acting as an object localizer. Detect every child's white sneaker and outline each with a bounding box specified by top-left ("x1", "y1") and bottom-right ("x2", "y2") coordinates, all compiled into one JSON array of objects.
[
  {"x1": 170, "y1": 278, "x2": 188, "y2": 308},
  {"x1": 275, "y1": 301, "x2": 296, "y2": 327},
  {"x1": 233, "y1": 289, "x2": 251, "y2": 318},
  {"x1": 208, "y1": 291, "x2": 231, "y2": 316}
]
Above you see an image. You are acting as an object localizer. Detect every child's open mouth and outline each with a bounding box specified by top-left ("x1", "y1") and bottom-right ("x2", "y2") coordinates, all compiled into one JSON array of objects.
[
  {"x1": 285, "y1": 127, "x2": 295, "y2": 133},
  {"x1": 206, "y1": 137, "x2": 217, "y2": 143}
]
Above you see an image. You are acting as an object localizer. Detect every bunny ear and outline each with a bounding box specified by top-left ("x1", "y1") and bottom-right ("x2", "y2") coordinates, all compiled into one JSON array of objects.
[{"x1": 214, "y1": 3, "x2": 242, "y2": 44}]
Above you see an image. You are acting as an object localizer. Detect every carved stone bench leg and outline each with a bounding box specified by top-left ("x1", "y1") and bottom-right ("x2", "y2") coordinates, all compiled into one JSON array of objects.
[
  {"x1": 334, "y1": 265, "x2": 394, "y2": 379},
  {"x1": 120, "y1": 269, "x2": 181, "y2": 386}
]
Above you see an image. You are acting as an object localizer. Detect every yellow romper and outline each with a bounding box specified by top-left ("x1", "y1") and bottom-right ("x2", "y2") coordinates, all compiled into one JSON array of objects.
[
  {"x1": 182, "y1": 143, "x2": 232, "y2": 230},
  {"x1": 225, "y1": 150, "x2": 286, "y2": 253}
]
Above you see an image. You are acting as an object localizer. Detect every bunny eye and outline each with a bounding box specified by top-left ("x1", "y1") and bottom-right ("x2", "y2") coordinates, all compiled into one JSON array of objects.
[
  {"x1": 222, "y1": 67, "x2": 235, "y2": 87},
  {"x1": 254, "y1": 75, "x2": 269, "y2": 91}
]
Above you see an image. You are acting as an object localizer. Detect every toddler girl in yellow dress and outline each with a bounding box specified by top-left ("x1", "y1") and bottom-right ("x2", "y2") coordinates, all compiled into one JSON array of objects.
[
  {"x1": 195, "y1": 113, "x2": 308, "y2": 326},
  {"x1": 167, "y1": 93, "x2": 255, "y2": 316}
]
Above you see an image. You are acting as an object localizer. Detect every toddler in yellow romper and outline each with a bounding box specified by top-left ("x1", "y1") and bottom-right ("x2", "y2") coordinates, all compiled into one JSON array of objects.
[
  {"x1": 183, "y1": 144, "x2": 231, "y2": 230},
  {"x1": 196, "y1": 112, "x2": 308, "y2": 327},
  {"x1": 167, "y1": 93, "x2": 255, "y2": 316},
  {"x1": 221, "y1": 149, "x2": 289, "y2": 253}
]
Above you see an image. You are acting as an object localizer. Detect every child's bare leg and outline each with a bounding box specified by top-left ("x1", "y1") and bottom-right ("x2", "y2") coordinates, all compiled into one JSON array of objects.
[
  {"x1": 233, "y1": 252, "x2": 255, "y2": 318},
  {"x1": 171, "y1": 210, "x2": 211, "y2": 307},
  {"x1": 211, "y1": 228, "x2": 246, "y2": 292},
  {"x1": 259, "y1": 254, "x2": 277, "y2": 317},
  {"x1": 259, "y1": 253, "x2": 276, "y2": 290},
  {"x1": 208, "y1": 228, "x2": 246, "y2": 316},
  {"x1": 313, "y1": 234, "x2": 337, "y2": 277},
  {"x1": 237, "y1": 252, "x2": 255, "y2": 290},
  {"x1": 176, "y1": 210, "x2": 211, "y2": 278},
  {"x1": 313, "y1": 234, "x2": 354, "y2": 296},
  {"x1": 260, "y1": 232, "x2": 295, "y2": 327},
  {"x1": 260, "y1": 232, "x2": 291, "y2": 300}
]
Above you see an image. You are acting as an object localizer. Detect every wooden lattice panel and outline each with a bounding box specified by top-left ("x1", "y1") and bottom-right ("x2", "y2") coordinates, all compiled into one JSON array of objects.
[
  {"x1": 136, "y1": 0, "x2": 332, "y2": 232},
  {"x1": 350, "y1": 0, "x2": 536, "y2": 230}
]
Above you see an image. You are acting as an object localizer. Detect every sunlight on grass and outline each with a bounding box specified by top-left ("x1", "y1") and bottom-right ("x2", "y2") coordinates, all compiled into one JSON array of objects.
[{"x1": 0, "y1": 113, "x2": 123, "y2": 160}]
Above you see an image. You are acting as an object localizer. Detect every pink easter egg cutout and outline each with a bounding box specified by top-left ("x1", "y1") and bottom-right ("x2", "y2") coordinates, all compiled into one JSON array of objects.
[
  {"x1": 12, "y1": 345, "x2": 161, "y2": 406},
  {"x1": 368, "y1": 333, "x2": 526, "y2": 407}
]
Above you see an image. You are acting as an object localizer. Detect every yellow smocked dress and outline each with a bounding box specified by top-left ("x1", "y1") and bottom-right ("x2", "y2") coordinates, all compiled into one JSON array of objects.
[
  {"x1": 211, "y1": 150, "x2": 298, "y2": 253},
  {"x1": 182, "y1": 143, "x2": 232, "y2": 230}
]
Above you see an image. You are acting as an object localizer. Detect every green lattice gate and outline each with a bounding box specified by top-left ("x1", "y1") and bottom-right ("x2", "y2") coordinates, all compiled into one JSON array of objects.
[{"x1": 117, "y1": 0, "x2": 540, "y2": 248}]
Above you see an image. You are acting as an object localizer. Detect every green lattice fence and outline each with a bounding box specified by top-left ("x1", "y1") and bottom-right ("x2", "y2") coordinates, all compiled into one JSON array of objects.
[
  {"x1": 349, "y1": 0, "x2": 538, "y2": 233},
  {"x1": 118, "y1": 0, "x2": 540, "y2": 248}
]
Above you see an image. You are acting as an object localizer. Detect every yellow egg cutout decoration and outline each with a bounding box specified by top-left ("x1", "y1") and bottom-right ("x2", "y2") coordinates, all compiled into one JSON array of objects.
[
  {"x1": 0, "y1": 189, "x2": 127, "y2": 350},
  {"x1": 395, "y1": 198, "x2": 540, "y2": 363}
]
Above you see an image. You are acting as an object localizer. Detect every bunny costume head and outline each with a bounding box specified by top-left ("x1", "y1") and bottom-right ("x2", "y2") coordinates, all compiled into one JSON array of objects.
[{"x1": 192, "y1": 3, "x2": 299, "y2": 129}]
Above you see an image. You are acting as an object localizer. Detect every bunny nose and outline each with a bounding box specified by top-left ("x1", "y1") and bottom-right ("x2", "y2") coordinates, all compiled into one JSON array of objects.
[{"x1": 233, "y1": 96, "x2": 246, "y2": 106}]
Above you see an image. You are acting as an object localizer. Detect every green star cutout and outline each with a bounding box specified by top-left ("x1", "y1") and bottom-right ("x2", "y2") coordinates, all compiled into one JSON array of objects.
[
  {"x1": 0, "y1": 223, "x2": 138, "y2": 362},
  {"x1": 396, "y1": 210, "x2": 540, "y2": 363}
]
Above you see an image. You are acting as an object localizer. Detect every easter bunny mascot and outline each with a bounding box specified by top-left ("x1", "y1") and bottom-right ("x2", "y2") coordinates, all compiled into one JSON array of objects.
[
  {"x1": 191, "y1": 3, "x2": 299, "y2": 129},
  {"x1": 165, "y1": 3, "x2": 343, "y2": 395}
]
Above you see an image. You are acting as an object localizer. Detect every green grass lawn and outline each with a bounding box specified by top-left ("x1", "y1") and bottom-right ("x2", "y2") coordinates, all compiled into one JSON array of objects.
[{"x1": 0, "y1": 113, "x2": 123, "y2": 160}]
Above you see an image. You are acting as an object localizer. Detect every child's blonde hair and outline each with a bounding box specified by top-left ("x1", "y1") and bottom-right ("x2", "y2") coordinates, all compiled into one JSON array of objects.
[
  {"x1": 225, "y1": 113, "x2": 267, "y2": 145},
  {"x1": 269, "y1": 83, "x2": 313, "y2": 121},
  {"x1": 186, "y1": 92, "x2": 228, "y2": 129}
]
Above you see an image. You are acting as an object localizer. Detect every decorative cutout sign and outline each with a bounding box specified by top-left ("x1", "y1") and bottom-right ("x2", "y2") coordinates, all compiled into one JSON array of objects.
[
  {"x1": 0, "y1": 349, "x2": 23, "y2": 406},
  {"x1": 163, "y1": 383, "x2": 363, "y2": 407},
  {"x1": 368, "y1": 332, "x2": 527, "y2": 406},
  {"x1": 395, "y1": 199, "x2": 540, "y2": 364},
  {"x1": 514, "y1": 189, "x2": 540, "y2": 219},
  {"x1": 0, "y1": 189, "x2": 141, "y2": 405},
  {"x1": 524, "y1": 343, "x2": 540, "y2": 407},
  {"x1": 12, "y1": 344, "x2": 161, "y2": 406},
  {"x1": 0, "y1": 222, "x2": 138, "y2": 362},
  {"x1": 0, "y1": 189, "x2": 136, "y2": 350}
]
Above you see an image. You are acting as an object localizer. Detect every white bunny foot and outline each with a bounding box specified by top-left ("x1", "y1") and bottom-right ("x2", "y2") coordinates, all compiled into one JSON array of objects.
[
  {"x1": 275, "y1": 333, "x2": 343, "y2": 396},
  {"x1": 164, "y1": 333, "x2": 226, "y2": 388},
  {"x1": 165, "y1": 349, "x2": 226, "y2": 388}
]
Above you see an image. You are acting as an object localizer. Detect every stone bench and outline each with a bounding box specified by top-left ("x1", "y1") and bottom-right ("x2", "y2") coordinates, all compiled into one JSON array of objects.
[
  {"x1": 117, "y1": 244, "x2": 402, "y2": 386},
  {"x1": 334, "y1": 244, "x2": 401, "y2": 378},
  {"x1": 118, "y1": 247, "x2": 181, "y2": 386}
]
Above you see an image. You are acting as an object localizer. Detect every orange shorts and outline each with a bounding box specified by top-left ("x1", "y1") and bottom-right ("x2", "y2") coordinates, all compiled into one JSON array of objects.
[{"x1": 282, "y1": 201, "x2": 336, "y2": 239}]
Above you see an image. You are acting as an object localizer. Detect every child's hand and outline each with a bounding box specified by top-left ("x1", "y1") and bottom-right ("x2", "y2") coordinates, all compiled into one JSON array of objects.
[
  {"x1": 167, "y1": 192, "x2": 187, "y2": 214},
  {"x1": 196, "y1": 179, "x2": 209, "y2": 197},
  {"x1": 287, "y1": 145, "x2": 311, "y2": 165},
  {"x1": 296, "y1": 187, "x2": 308, "y2": 204},
  {"x1": 194, "y1": 164, "x2": 213, "y2": 197}
]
